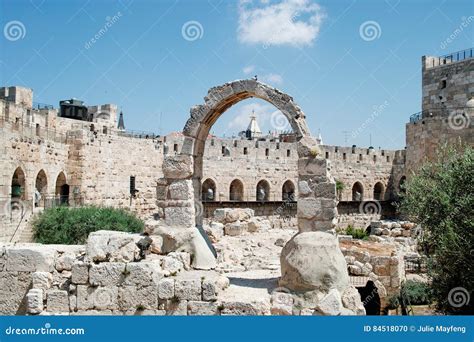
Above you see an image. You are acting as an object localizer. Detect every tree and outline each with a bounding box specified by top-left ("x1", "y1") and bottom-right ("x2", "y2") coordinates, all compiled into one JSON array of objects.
[{"x1": 400, "y1": 144, "x2": 473, "y2": 314}]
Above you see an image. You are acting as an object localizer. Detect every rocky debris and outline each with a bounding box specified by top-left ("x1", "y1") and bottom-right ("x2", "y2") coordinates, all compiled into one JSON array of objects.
[
  {"x1": 214, "y1": 208, "x2": 254, "y2": 224},
  {"x1": 341, "y1": 286, "x2": 366, "y2": 315},
  {"x1": 86, "y1": 230, "x2": 141, "y2": 263},
  {"x1": 314, "y1": 289, "x2": 343, "y2": 315},
  {"x1": 280, "y1": 232, "x2": 349, "y2": 293}
]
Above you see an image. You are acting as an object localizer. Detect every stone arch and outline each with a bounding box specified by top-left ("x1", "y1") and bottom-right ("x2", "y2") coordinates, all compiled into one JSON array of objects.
[
  {"x1": 35, "y1": 169, "x2": 48, "y2": 207},
  {"x1": 352, "y1": 182, "x2": 364, "y2": 201},
  {"x1": 373, "y1": 182, "x2": 385, "y2": 201},
  {"x1": 256, "y1": 179, "x2": 270, "y2": 201},
  {"x1": 55, "y1": 171, "x2": 69, "y2": 205},
  {"x1": 11, "y1": 167, "x2": 26, "y2": 200},
  {"x1": 201, "y1": 178, "x2": 216, "y2": 201},
  {"x1": 229, "y1": 179, "x2": 244, "y2": 201},
  {"x1": 282, "y1": 180, "x2": 296, "y2": 201},
  {"x1": 179, "y1": 80, "x2": 310, "y2": 224}
]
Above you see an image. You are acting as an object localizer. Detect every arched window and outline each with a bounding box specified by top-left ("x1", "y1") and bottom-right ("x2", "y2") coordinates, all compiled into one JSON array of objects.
[
  {"x1": 352, "y1": 182, "x2": 364, "y2": 201},
  {"x1": 399, "y1": 176, "x2": 406, "y2": 193},
  {"x1": 229, "y1": 179, "x2": 244, "y2": 201},
  {"x1": 35, "y1": 170, "x2": 48, "y2": 207},
  {"x1": 55, "y1": 172, "x2": 69, "y2": 205},
  {"x1": 256, "y1": 180, "x2": 270, "y2": 201},
  {"x1": 282, "y1": 180, "x2": 295, "y2": 201},
  {"x1": 11, "y1": 167, "x2": 26, "y2": 200},
  {"x1": 202, "y1": 179, "x2": 216, "y2": 201},
  {"x1": 373, "y1": 182, "x2": 385, "y2": 201}
]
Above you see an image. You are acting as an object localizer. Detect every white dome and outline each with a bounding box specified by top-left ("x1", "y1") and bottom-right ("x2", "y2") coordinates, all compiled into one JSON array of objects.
[{"x1": 466, "y1": 98, "x2": 474, "y2": 108}]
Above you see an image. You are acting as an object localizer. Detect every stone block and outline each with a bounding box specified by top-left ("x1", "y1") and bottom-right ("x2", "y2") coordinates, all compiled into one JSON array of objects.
[
  {"x1": 201, "y1": 278, "x2": 217, "y2": 301},
  {"x1": 164, "y1": 206, "x2": 195, "y2": 227},
  {"x1": 165, "y1": 299, "x2": 188, "y2": 315},
  {"x1": 220, "y1": 300, "x2": 270, "y2": 315},
  {"x1": 76, "y1": 285, "x2": 119, "y2": 311},
  {"x1": 27, "y1": 289, "x2": 43, "y2": 314},
  {"x1": 224, "y1": 221, "x2": 247, "y2": 236},
  {"x1": 89, "y1": 262, "x2": 126, "y2": 286},
  {"x1": 119, "y1": 285, "x2": 158, "y2": 310},
  {"x1": 32, "y1": 272, "x2": 53, "y2": 291},
  {"x1": 46, "y1": 290, "x2": 69, "y2": 312},
  {"x1": 158, "y1": 278, "x2": 175, "y2": 299},
  {"x1": 315, "y1": 289, "x2": 343, "y2": 316},
  {"x1": 6, "y1": 246, "x2": 56, "y2": 272},
  {"x1": 162, "y1": 256, "x2": 183, "y2": 275},
  {"x1": 123, "y1": 261, "x2": 164, "y2": 287},
  {"x1": 168, "y1": 180, "x2": 193, "y2": 200},
  {"x1": 86, "y1": 230, "x2": 140, "y2": 263},
  {"x1": 55, "y1": 253, "x2": 76, "y2": 272},
  {"x1": 71, "y1": 262, "x2": 89, "y2": 284},
  {"x1": 175, "y1": 278, "x2": 202, "y2": 301},
  {"x1": 187, "y1": 301, "x2": 219, "y2": 315},
  {"x1": 162, "y1": 155, "x2": 193, "y2": 179}
]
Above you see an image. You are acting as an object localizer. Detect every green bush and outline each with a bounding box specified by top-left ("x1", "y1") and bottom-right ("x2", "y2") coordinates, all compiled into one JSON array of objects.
[
  {"x1": 387, "y1": 280, "x2": 433, "y2": 312},
  {"x1": 345, "y1": 225, "x2": 369, "y2": 240},
  {"x1": 32, "y1": 206, "x2": 144, "y2": 245},
  {"x1": 400, "y1": 144, "x2": 473, "y2": 314}
]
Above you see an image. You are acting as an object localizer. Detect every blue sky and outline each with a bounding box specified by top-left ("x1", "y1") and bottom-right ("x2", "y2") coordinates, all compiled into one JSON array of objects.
[{"x1": 1, "y1": 0, "x2": 473, "y2": 149}]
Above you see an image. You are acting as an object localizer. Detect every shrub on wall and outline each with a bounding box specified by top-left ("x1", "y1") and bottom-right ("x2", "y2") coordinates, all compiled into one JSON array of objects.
[
  {"x1": 345, "y1": 225, "x2": 369, "y2": 240},
  {"x1": 400, "y1": 144, "x2": 473, "y2": 315},
  {"x1": 32, "y1": 206, "x2": 144, "y2": 245}
]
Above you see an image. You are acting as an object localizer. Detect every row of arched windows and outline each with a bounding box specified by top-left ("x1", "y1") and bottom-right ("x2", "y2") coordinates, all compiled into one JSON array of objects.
[
  {"x1": 201, "y1": 179, "x2": 295, "y2": 202},
  {"x1": 350, "y1": 176, "x2": 406, "y2": 201},
  {"x1": 10, "y1": 167, "x2": 69, "y2": 207}
]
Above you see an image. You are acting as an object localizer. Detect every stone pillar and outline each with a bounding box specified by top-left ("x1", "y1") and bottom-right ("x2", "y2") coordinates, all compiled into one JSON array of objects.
[{"x1": 279, "y1": 137, "x2": 359, "y2": 314}]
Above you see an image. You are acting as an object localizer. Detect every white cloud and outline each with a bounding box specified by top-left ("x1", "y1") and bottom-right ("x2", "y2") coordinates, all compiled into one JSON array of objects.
[
  {"x1": 238, "y1": 0, "x2": 325, "y2": 47},
  {"x1": 243, "y1": 65, "x2": 256, "y2": 74},
  {"x1": 261, "y1": 73, "x2": 283, "y2": 85}
]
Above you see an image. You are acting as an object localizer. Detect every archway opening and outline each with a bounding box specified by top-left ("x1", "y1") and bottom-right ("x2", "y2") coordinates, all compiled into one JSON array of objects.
[
  {"x1": 399, "y1": 176, "x2": 406, "y2": 194},
  {"x1": 357, "y1": 281, "x2": 381, "y2": 315},
  {"x1": 35, "y1": 170, "x2": 48, "y2": 208},
  {"x1": 256, "y1": 180, "x2": 270, "y2": 201},
  {"x1": 202, "y1": 178, "x2": 216, "y2": 201},
  {"x1": 282, "y1": 180, "x2": 295, "y2": 201},
  {"x1": 373, "y1": 182, "x2": 384, "y2": 201},
  {"x1": 229, "y1": 179, "x2": 244, "y2": 201},
  {"x1": 352, "y1": 182, "x2": 364, "y2": 201},
  {"x1": 11, "y1": 167, "x2": 26, "y2": 201},
  {"x1": 55, "y1": 172, "x2": 69, "y2": 205}
]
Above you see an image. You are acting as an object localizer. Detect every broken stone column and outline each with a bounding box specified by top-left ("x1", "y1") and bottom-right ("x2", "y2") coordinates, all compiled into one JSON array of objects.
[
  {"x1": 280, "y1": 136, "x2": 361, "y2": 314},
  {"x1": 156, "y1": 154, "x2": 216, "y2": 270}
]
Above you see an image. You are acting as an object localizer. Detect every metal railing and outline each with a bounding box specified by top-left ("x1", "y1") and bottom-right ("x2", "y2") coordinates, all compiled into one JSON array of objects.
[
  {"x1": 32, "y1": 102, "x2": 54, "y2": 110},
  {"x1": 117, "y1": 129, "x2": 160, "y2": 140},
  {"x1": 427, "y1": 48, "x2": 473, "y2": 68},
  {"x1": 409, "y1": 106, "x2": 471, "y2": 124},
  {"x1": 39, "y1": 196, "x2": 85, "y2": 209}
]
